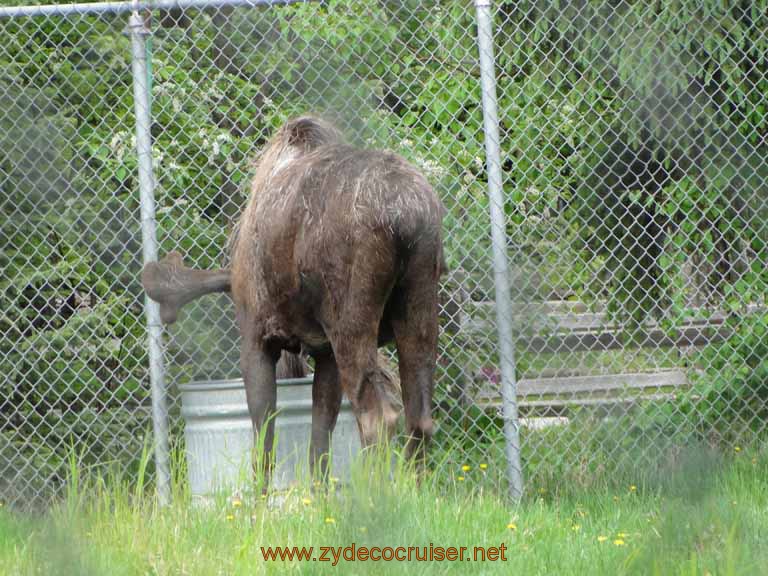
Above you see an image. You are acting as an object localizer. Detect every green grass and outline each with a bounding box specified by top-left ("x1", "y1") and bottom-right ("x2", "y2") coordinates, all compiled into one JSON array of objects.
[{"x1": 1, "y1": 441, "x2": 767, "y2": 575}]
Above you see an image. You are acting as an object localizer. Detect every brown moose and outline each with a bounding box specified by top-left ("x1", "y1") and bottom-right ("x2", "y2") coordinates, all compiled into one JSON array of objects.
[{"x1": 142, "y1": 116, "x2": 444, "y2": 482}]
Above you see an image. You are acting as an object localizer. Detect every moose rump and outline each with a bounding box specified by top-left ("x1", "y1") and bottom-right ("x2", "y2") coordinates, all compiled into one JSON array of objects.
[{"x1": 230, "y1": 117, "x2": 443, "y2": 471}]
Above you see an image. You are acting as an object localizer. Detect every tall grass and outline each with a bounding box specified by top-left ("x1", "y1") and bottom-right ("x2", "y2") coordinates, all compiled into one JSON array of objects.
[{"x1": 1, "y1": 438, "x2": 767, "y2": 575}]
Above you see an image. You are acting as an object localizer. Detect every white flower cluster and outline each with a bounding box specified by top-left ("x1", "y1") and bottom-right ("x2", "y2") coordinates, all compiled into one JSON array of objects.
[
  {"x1": 399, "y1": 137, "x2": 448, "y2": 182},
  {"x1": 200, "y1": 131, "x2": 235, "y2": 163},
  {"x1": 558, "y1": 102, "x2": 577, "y2": 129},
  {"x1": 416, "y1": 156, "x2": 448, "y2": 181},
  {"x1": 109, "y1": 130, "x2": 135, "y2": 162},
  {"x1": 203, "y1": 73, "x2": 227, "y2": 103},
  {"x1": 156, "y1": 197, "x2": 188, "y2": 215}
]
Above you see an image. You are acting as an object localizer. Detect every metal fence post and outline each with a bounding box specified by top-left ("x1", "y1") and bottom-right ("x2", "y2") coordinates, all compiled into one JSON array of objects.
[
  {"x1": 128, "y1": 8, "x2": 171, "y2": 506},
  {"x1": 474, "y1": 0, "x2": 524, "y2": 501}
]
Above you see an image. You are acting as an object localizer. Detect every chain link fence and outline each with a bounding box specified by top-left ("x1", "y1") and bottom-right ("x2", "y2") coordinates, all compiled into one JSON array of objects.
[{"x1": 1, "y1": 0, "x2": 766, "y2": 507}]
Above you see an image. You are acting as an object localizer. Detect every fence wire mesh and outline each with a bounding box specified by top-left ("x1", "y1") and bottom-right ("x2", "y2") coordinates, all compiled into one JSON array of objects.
[{"x1": 1, "y1": 0, "x2": 766, "y2": 507}]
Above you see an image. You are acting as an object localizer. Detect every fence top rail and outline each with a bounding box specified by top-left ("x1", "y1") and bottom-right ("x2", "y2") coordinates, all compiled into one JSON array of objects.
[{"x1": 0, "y1": 0, "x2": 303, "y2": 19}]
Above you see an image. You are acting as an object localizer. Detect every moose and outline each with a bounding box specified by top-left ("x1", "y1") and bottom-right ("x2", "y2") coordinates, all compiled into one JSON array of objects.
[{"x1": 142, "y1": 116, "x2": 445, "y2": 483}]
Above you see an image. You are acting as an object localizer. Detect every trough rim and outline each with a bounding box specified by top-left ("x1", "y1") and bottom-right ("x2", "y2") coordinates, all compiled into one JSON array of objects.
[{"x1": 178, "y1": 376, "x2": 315, "y2": 392}]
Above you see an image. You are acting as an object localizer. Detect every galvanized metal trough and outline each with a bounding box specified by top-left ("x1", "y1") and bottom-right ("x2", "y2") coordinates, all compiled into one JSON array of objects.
[{"x1": 179, "y1": 376, "x2": 361, "y2": 499}]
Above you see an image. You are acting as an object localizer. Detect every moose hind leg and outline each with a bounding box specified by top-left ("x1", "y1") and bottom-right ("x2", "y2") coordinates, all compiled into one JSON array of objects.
[
  {"x1": 240, "y1": 332, "x2": 278, "y2": 489},
  {"x1": 390, "y1": 256, "x2": 439, "y2": 461},
  {"x1": 310, "y1": 353, "x2": 342, "y2": 481}
]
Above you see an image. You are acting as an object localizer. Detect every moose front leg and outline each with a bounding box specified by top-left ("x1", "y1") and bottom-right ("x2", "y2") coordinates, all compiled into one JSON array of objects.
[
  {"x1": 310, "y1": 353, "x2": 342, "y2": 482},
  {"x1": 240, "y1": 333, "x2": 278, "y2": 491}
]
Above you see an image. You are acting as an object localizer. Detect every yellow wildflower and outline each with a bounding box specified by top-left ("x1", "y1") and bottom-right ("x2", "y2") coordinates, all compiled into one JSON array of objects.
[
  {"x1": 461, "y1": 465, "x2": 471, "y2": 472},
  {"x1": 597, "y1": 535, "x2": 608, "y2": 542},
  {"x1": 302, "y1": 497, "x2": 312, "y2": 505},
  {"x1": 734, "y1": 446, "x2": 742, "y2": 453},
  {"x1": 231, "y1": 498, "x2": 243, "y2": 508},
  {"x1": 613, "y1": 539, "x2": 625, "y2": 546},
  {"x1": 507, "y1": 523, "x2": 517, "y2": 531},
  {"x1": 457, "y1": 475, "x2": 465, "y2": 481},
  {"x1": 629, "y1": 485, "x2": 637, "y2": 492},
  {"x1": 325, "y1": 517, "x2": 336, "y2": 524},
  {"x1": 226, "y1": 514, "x2": 235, "y2": 521},
  {"x1": 479, "y1": 463, "x2": 488, "y2": 470}
]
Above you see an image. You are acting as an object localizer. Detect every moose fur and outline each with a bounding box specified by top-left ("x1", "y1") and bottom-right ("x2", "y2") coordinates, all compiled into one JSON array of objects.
[
  {"x1": 144, "y1": 115, "x2": 444, "y2": 482},
  {"x1": 140, "y1": 252, "x2": 403, "y2": 415}
]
